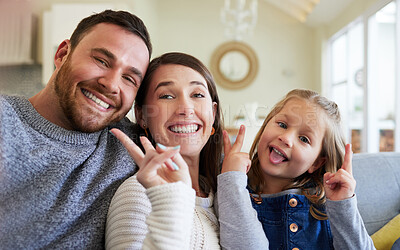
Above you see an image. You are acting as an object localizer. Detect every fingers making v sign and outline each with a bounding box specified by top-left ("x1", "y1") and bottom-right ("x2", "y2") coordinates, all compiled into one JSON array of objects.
[
  {"x1": 324, "y1": 144, "x2": 356, "y2": 201},
  {"x1": 110, "y1": 128, "x2": 191, "y2": 189},
  {"x1": 221, "y1": 125, "x2": 252, "y2": 174}
]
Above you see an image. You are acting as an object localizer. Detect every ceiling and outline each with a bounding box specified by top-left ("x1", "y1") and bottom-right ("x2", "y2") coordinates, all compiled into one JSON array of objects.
[
  {"x1": 306, "y1": 0, "x2": 356, "y2": 26},
  {"x1": 264, "y1": 0, "x2": 356, "y2": 26}
]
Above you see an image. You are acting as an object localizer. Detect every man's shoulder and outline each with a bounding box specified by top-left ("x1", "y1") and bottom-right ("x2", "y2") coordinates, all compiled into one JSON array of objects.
[
  {"x1": 0, "y1": 94, "x2": 24, "y2": 101},
  {"x1": 0, "y1": 95, "x2": 24, "y2": 119},
  {"x1": 0, "y1": 94, "x2": 12, "y2": 107},
  {"x1": 109, "y1": 117, "x2": 138, "y2": 137},
  {"x1": 0, "y1": 94, "x2": 25, "y2": 111},
  {"x1": 112, "y1": 117, "x2": 135, "y2": 129}
]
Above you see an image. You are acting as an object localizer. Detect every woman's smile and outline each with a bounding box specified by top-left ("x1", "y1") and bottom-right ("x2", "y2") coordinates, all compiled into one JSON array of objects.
[{"x1": 168, "y1": 123, "x2": 201, "y2": 135}]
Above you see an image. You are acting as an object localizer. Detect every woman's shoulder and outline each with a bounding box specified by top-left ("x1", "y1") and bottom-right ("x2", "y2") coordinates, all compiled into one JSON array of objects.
[
  {"x1": 111, "y1": 174, "x2": 148, "y2": 204},
  {"x1": 106, "y1": 175, "x2": 151, "y2": 250}
]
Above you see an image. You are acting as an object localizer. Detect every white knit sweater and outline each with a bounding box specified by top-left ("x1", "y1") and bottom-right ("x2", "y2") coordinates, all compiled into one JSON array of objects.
[{"x1": 106, "y1": 175, "x2": 220, "y2": 249}]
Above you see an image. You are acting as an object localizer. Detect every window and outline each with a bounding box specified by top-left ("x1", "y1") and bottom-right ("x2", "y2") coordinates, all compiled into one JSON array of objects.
[
  {"x1": 329, "y1": 21, "x2": 364, "y2": 153},
  {"x1": 327, "y1": 0, "x2": 398, "y2": 153}
]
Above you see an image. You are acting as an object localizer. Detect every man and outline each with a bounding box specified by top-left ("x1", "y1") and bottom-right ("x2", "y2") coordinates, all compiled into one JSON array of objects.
[{"x1": 0, "y1": 10, "x2": 151, "y2": 249}]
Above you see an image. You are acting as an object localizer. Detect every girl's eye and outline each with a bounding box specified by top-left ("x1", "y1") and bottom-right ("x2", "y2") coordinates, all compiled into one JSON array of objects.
[
  {"x1": 277, "y1": 122, "x2": 287, "y2": 129},
  {"x1": 159, "y1": 94, "x2": 174, "y2": 99},
  {"x1": 192, "y1": 93, "x2": 205, "y2": 98},
  {"x1": 299, "y1": 136, "x2": 310, "y2": 144}
]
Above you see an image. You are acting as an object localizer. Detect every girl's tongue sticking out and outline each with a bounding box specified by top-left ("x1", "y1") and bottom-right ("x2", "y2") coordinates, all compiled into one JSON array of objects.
[{"x1": 269, "y1": 147, "x2": 288, "y2": 164}]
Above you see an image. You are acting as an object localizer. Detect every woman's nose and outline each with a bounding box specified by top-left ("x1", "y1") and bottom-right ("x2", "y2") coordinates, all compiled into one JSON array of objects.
[{"x1": 176, "y1": 97, "x2": 194, "y2": 117}]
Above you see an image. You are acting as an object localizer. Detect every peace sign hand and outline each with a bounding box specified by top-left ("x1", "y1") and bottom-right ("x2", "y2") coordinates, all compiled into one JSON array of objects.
[
  {"x1": 221, "y1": 125, "x2": 251, "y2": 174},
  {"x1": 110, "y1": 128, "x2": 191, "y2": 189},
  {"x1": 324, "y1": 144, "x2": 356, "y2": 201}
]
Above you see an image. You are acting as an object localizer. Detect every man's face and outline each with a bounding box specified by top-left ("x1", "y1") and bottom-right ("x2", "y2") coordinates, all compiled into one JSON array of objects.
[{"x1": 54, "y1": 23, "x2": 149, "y2": 132}]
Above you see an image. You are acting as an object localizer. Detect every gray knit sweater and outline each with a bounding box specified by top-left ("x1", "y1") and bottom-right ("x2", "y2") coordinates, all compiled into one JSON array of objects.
[{"x1": 0, "y1": 95, "x2": 137, "y2": 249}]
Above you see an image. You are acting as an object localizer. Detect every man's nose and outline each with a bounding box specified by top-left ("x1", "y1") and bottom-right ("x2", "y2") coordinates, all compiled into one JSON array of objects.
[{"x1": 98, "y1": 70, "x2": 120, "y2": 95}]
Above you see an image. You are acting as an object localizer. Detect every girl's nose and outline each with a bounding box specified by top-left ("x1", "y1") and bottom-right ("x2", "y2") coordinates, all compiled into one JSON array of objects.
[{"x1": 279, "y1": 131, "x2": 294, "y2": 148}]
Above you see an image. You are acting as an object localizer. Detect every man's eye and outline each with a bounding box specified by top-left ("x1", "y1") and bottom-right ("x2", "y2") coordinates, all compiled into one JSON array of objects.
[
  {"x1": 95, "y1": 57, "x2": 108, "y2": 67},
  {"x1": 300, "y1": 136, "x2": 310, "y2": 144},
  {"x1": 277, "y1": 122, "x2": 287, "y2": 129},
  {"x1": 123, "y1": 76, "x2": 137, "y2": 87}
]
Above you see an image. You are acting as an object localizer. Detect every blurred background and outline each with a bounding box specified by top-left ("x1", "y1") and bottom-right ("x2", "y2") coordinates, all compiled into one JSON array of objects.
[{"x1": 0, "y1": 0, "x2": 398, "y2": 153}]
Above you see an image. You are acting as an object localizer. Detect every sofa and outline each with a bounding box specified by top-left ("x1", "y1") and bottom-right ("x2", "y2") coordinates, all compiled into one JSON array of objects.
[
  {"x1": 353, "y1": 152, "x2": 400, "y2": 234},
  {"x1": 352, "y1": 152, "x2": 400, "y2": 248}
]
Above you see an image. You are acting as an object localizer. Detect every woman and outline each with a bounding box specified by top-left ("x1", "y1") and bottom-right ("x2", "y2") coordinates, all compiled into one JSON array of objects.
[{"x1": 106, "y1": 52, "x2": 223, "y2": 249}]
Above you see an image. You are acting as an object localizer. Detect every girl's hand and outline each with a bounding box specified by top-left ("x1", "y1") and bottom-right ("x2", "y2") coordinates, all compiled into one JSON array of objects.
[
  {"x1": 110, "y1": 128, "x2": 191, "y2": 189},
  {"x1": 324, "y1": 144, "x2": 356, "y2": 201},
  {"x1": 221, "y1": 125, "x2": 251, "y2": 173}
]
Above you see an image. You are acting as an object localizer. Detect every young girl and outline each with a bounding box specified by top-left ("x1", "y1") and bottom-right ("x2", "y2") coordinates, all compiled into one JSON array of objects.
[{"x1": 217, "y1": 89, "x2": 375, "y2": 250}]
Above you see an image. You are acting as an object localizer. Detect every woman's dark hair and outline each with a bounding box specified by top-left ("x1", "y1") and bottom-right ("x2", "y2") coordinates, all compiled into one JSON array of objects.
[
  {"x1": 134, "y1": 52, "x2": 223, "y2": 192},
  {"x1": 69, "y1": 9, "x2": 152, "y2": 57}
]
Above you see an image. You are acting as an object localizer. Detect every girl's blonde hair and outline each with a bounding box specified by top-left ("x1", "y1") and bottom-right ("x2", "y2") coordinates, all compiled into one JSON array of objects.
[{"x1": 248, "y1": 89, "x2": 346, "y2": 218}]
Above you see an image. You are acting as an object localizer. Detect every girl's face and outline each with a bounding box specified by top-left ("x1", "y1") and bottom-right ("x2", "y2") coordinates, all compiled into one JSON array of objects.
[
  {"x1": 141, "y1": 64, "x2": 217, "y2": 158},
  {"x1": 257, "y1": 98, "x2": 326, "y2": 190}
]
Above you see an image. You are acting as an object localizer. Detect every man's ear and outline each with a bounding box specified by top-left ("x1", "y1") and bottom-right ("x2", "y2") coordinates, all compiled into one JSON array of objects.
[
  {"x1": 308, "y1": 157, "x2": 327, "y2": 174},
  {"x1": 54, "y1": 40, "x2": 71, "y2": 69}
]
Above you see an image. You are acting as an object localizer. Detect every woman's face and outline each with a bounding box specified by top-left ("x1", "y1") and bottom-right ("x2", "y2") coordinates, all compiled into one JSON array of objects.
[
  {"x1": 140, "y1": 64, "x2": 217, "y2": 158},
  {"x1": 257, "y1": 98, "x2": 326, "y2": 190}
]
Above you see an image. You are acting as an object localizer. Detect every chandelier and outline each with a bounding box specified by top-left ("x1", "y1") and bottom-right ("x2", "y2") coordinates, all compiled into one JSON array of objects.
[{"x1": 221, "y1": 0, "x2": 258, "y2": 41}]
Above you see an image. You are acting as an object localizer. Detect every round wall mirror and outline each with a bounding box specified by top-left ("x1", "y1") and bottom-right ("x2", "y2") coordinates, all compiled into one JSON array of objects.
[{"x1": 210, "y1": 41, "x2": 258, "y2": 89}]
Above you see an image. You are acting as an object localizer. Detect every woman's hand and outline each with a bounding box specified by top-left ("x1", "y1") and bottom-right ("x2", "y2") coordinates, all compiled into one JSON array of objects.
[
  {"x1": 110, "y1": 128, "x2": 191, "y2": 189},
  {"x1": 324, "y1": 144, "x2": 356, "y2": 201},
  {"x1": 221, "y1": 125, "x2": 251, "y2": 174}
]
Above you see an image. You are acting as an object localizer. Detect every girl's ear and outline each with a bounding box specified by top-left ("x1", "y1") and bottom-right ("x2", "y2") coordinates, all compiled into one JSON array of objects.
[
  {"x1": 308, "y1": 157, "x2": 327, "y2": 174},
  {"x1": 54, "y1": 40, "x2": 71, "y2": 69}
]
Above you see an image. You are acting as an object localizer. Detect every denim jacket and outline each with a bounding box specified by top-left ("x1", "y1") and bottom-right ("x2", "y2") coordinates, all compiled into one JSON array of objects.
[
  {"x1": 217, "y1": 172, "x2": 375, "y2": 250},
  {"x1": 248, "y1": 189, "x2": 334, "y2": 250}
]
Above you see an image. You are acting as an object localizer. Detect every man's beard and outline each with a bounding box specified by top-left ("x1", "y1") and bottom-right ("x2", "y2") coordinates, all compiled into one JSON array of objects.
[{"x1": 54, "y1": 57, "x2": 116, "y2": 133}]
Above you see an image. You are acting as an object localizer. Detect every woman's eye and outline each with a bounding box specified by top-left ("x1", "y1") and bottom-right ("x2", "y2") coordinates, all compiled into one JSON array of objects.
[
  {"x1": 159, "y1": 94, "x2": 174, "y2": 99},
  {"x1": 277, "y1": 122, "x2": 287, "y2": 129},
  {"x1": 299, "y1": 136, "x2": 310, "y2": 144},
  {"x1": 192, "y1": 93, "x2": 205, "y2": 98}
]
